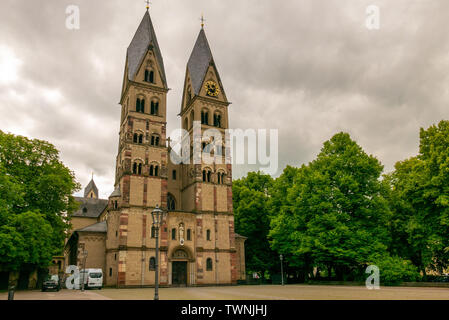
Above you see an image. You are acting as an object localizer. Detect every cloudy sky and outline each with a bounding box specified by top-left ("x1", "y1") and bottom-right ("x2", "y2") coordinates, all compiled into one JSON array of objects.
[{"x1": 1, "y1": 0, "x2": 449, "y2": 198}]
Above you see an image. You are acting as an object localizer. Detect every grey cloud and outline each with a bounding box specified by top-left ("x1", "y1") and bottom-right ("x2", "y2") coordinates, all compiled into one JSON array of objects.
[{"x1": 1, "y1": 0, "x2": 448, "y2": 197}]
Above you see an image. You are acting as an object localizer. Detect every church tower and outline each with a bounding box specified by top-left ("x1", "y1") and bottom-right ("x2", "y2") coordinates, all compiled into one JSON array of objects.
[
  {"x1": 107, "y1": 9, "x2": 170, "y2": 287},
  {"x1": 101, "y1": 9, "x2": 245, "y2": 288}
]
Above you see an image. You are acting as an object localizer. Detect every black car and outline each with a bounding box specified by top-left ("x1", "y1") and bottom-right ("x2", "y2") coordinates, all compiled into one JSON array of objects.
[{"x1": 42, "y1": 275, "x2": 60, "y2": 292}]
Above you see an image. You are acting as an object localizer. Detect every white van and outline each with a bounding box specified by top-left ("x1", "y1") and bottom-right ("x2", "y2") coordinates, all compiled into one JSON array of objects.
[{"x1": 79, "y1": 269, "x2": 103, "y2": 290}]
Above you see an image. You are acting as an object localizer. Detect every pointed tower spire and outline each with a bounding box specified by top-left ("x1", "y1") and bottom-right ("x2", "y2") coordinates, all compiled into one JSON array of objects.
[
  {"x1": 187, "y1": 28, "x2": 219, "y2": 96},
  {"x1": 84, "y1": 177, "x2": 99, "y2": 199},
  {"x1": 126, "y1": 10, "x2": 167, "y2": 87}
]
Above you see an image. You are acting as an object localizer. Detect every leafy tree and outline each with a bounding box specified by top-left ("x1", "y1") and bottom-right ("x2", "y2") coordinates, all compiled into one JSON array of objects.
[
  {"x1": 0, "y1": 131, "x2": 80, "y2": 271},
  {"x1": 233, "y1": 172, "x2": 277, "y2": 278},
  {"x1": 270, "y1": 132, "x2": 391, "y2": 280},
  {"x1": 388, "y1": 120, "x2": 449, "y2": 277}
]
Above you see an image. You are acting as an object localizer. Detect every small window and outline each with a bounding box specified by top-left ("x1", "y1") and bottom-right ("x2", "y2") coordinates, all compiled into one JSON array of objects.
[
  {"x1": 114, "y1": 253, "x2": 117, "y2": 260},
  {"x1": 136, "y1": 98, "x2": 145, "y2": 113},
  {"x1": 133, "y1": 133, "x2": 138, "y2": 143},
  {"x1": 206, "y1": 258, "x2": 213, "y2": 271},
  {"x1": 109, "y1": 268, "x2": 112, "y2": 277},
  {"x1": 167, "y1": 194, "x2": 176, "y2": 211},
  {"x1": 115, "y1": 231, "x2": 118, "y2": 238},
  {"x1": 151, "y1": 101, "x2": 159, "y2": 115},
  {"x1": 83, "y1": 207, "x2": 87, "y2": 213},
  {"x1": 206, "y1": 229, "x2": 211, "y2": 241},
  {"x1": 151, "y1": 226, "x2": 156, "y2": 238},
  {"x1": 172, "y1": 228, "x2": 176, "y2": 240},
  {"x1": 149, "y1": 71, "x2": 154, "y2": 83},
  {"x1": 149, "y1": 165, "x2": 154, "y2": 176},
  {"x1": 139, "y1": 134, "x2": 143, "y2": 144},
  {"x1": 154, "y1": 166, "x2": 159, "y2": 177},
  {"x1": 133, "y1": 162, "x2": 137, "y2": 174},
  {"x1": 202, "y1": 170, "x2": 206, "y2": 182},
  {"x1": 187, "y1": 229, "x2": 191, "y2": 241},
  {"x1": 172, "y1": 170, "x2": 177, "y2": 180},
  {"x1": 149, "y1": 257, "x2": 156, "y2": 271},
  {"x1": 207, "y1": 171, "x2": 211, "y2": 183}
]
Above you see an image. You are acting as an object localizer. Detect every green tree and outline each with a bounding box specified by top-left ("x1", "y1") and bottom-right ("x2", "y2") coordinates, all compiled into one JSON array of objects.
[
  {"x1": 388, "y1": 120, "x2": 449, "y2": 277},
  {"x1": 0, "y1": 131, "x2": 80, "y2": 271},
  {"x1": 270, "y1": 132, "x2": 391, "y2": 280},
  {"x1": 233, "y1": 172, "x2": 277, "y2": 278}
]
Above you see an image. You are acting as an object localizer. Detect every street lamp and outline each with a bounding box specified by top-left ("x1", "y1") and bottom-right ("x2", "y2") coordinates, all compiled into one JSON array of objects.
[
  {"x1": 151, "y1": 204, "x2": 166, "y2": 300},
  {"x1": 81, "y1": 250, "x2": 88, "y2": 291},
  {"x1": 280, "y1": 254, "x2": 284, "y2": 286}
]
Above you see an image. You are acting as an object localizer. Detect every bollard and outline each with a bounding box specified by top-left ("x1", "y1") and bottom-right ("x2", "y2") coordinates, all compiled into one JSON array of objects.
[{"x1": 8, "y1": 286, "x2": 15, "y2": 301}]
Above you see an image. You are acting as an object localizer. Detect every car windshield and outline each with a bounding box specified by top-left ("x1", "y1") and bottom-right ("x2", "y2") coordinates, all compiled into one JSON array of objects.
[
  {"x1": 45, "y1": 275, "x2": 58, "y2": 282},
  {"x1": 89, "y1": 273, "x2": 102, "y2": 278}
]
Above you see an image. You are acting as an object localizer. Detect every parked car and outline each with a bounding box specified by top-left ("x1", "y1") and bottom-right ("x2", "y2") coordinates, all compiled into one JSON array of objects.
[
  {"x1": 42, "y1": 275, "x2": 60, "y2": 292},
  {"x1": 77, "y1": 269, "x2": 103, "y2": 290}
]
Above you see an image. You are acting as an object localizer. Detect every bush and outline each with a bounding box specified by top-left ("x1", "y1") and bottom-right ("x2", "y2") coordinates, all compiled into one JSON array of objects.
[{"x1": 371, "y1": 256, "x2": 420, "y2": 285}]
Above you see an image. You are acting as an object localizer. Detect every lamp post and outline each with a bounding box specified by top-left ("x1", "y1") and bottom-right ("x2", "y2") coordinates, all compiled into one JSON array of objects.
[
  {"x1": 81, "y1": 250, "x2": 88, "y2": 292},
  {"x1": 280, "y1": 254, "x2": 284, "y2": 286},
  {"x1": 151, "y1": 205, "x2": 166, "y2": 300}
]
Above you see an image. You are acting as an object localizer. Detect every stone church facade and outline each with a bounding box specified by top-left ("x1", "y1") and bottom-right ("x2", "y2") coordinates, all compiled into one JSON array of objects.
[{"x1": 65, "y1": 9, "x2": 246, "y2": 287}]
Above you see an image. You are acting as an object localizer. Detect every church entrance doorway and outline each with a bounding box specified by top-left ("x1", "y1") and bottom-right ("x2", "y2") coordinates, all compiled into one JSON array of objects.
[{"x1": 172, "y1": 261, "x2": 187, "y2": 287}]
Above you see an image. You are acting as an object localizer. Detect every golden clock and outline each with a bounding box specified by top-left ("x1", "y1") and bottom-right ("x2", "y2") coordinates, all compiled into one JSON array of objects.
[{"x1": 205, "y1": 81, "x2": 220, "y2": 97}]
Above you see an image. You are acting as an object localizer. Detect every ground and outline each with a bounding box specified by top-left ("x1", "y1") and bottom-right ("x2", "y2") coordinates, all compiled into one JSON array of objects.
[{"x1": 2, "y1": 284, "x2": 449, "y2": 300}]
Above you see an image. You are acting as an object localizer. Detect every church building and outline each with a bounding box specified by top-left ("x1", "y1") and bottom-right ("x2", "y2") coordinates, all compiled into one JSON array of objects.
[{"x1": 65, "y1": 9, "x2": 246, "y2": 287}]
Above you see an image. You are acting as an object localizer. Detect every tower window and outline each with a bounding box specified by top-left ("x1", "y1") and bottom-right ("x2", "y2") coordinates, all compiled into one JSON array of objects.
[
  {"x1": 133, "y1": 162, "x2": 137, "y2": 174},
  {"x1": 151, "y1": 135, "x2": 160, "y2": 146},
  {"x1": 139, "y1": 134, "x2": 143, "y2": 144},
  {"x1": 133, "y1": 133, "x2": 138, "y2": 143},
  {"x1": 172, "y1": 228, "x2": 176, "y2": 240},
  {"x1": 202, "y1": 170, "x2": 206, "y2": 182},
  {"x1": 136, "y1": 98, "x2": 145, "y2": 113},
  {"x1": 206, "y1": 229, "x2": 211, "y2": 241},
  {"x1": 172, "y1": 170, "x2": 177, "y2": 180},
  {"x1": 109, "y1": 268, "x2": 112, "y2": 277},
  {"x1": 145, "y1": 70, "x2": 155, "y2": 83},
  {"x1": 214, "y1": 113, "x2": 222, "y2": 128},
  {"x1": 207, "y1": 171, "x2": 211, "y2": 183},
  {"x1": 167, "y1": 194, "x2": 176, "y2": 211},
  {"x1": 149, "y1": 165, "x2": 154, "y2": 176},
  {"x1": 151, "y1": 101, "x2": 159, "y2": 115},
  {"x1": 201, "y1": 111, "x2": 209, "y2": 125},
  {"x1": 206, "y1": 258, "x2": 213, "y2": 271},
  {"x1": 149, "y1": 257, "x2": 156, "y2": 271},
  {"x1": 149, "y1": 165, "x2": 159, "y2": 177}
]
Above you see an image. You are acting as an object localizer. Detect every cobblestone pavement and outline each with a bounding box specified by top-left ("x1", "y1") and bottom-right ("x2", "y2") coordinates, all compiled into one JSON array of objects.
[{"x1": 3, "y1": 285, "x2": 449, "y2": 300}]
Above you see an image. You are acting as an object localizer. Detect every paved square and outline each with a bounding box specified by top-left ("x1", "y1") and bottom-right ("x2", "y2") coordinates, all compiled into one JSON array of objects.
[{"x1": 3, "y1": 285, "x2": 449, "y2": 300}]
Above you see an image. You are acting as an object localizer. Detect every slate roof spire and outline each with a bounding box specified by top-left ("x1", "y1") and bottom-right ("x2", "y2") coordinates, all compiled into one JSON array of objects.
[
  {"x1": 187, "y1": 28, "x2": 217, "y2": 95},
  {"x1": 127, "y1": 10, "x2": 167, "y2": 87},
  {"x1": 84, "y1": 178, "x2": 99, "y2": 199}
]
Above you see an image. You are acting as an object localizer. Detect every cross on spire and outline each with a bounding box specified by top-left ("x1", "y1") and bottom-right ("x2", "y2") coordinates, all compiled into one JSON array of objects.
[
  {"x1": 200, "y1": 14, "x2": 206, "y2": 29},
  {"x1": 145, "y1": 0, "x2": 151, "y2": 11}
]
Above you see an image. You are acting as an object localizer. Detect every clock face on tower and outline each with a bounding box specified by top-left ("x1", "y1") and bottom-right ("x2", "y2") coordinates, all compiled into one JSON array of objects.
[{"x1": 205, "y1": 81, "x2": 220, "y2": 97}]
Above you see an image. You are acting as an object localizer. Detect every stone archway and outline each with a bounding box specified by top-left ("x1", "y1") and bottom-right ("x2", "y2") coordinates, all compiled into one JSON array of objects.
[{"x1": 169, "y1": 247, "x2": 194, "y2": 287}]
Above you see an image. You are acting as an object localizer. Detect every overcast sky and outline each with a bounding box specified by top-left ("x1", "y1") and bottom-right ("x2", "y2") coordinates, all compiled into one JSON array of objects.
[{"x1": 1, "y1": 0, "x2": 449, "y2": 198}]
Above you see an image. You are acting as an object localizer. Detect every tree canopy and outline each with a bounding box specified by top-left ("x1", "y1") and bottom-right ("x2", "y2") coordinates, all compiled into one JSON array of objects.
[{"x1": 0, "y1": 131, "x2": 79, "y2": 271}]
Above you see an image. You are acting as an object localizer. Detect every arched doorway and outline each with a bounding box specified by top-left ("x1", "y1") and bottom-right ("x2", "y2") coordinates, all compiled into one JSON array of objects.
[{"x1": 171, "y1": 248, "x2": 191, "y2": 287}]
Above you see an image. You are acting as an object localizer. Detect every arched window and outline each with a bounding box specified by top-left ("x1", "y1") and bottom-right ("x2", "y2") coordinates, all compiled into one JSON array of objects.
[
  {"x1": 145, "y1": 70, "x2": 150, "y2": 82},
  {"x1": 206, "y1": 229, "x2": 211, "y2": 241},
  {"x1": 202, "y1": 170, "x2": 206, "y2": 182},
  {"x1": 149, "y1": 257, "x2": 156, "y2": 271},
  {"x1": 206, "y1": 258, "x2": 213, "y2": 271},
  {"x1": 149, "y1": 165, "x2": 154, "y2": 176},
  {"x1": 214, "y1": 113, "x2": 222, "y2": 128},
  {"x1": 187, "y1": 229, "x2": 191, "y2": 241},
  {"x1": 139, "y1": 134, "x2": 143, "y2": 144},
  {"x1": 133, "y1": 133, "x2": 138, "y2": 143},
  {"x1": 207, "y1": 171, "x2": 211, "y2": 183},
  {"x1": 150, "y1": 71, "x2": 154, "y2": 83},
  {"x1": 138, "y1": 163, "x2": 142, "y2": 175},
  {"x1": 155, "y1": 166, "x2": 159, "y2": 177},
  {"x1": 190, "y1": 110, "x2": 194, "y2": 128},
  {"x1": 172, "y1": 228, "x2": 177, "y2": 240},
  {"x1": 167, "y1": 194, "x2": 176, "y2": 211},
  {"x1": 151, "y1": 100, "x2": 159, "y2": 115},
  {"x1": 133, "y1": 162, "x2": 138, "y2": 174},
  {"x1": 136, "y1": 98, "x2": 145, "y2": 113},
  {"x1": 151, "y1": 135, "x2": 160, "y2": 146},
  {"x1": 201, "y1": 110, "x2": 209, "y2": 125},
  {"x1": 83, "y1": 207, "x2": 87, "y2": 214}
]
